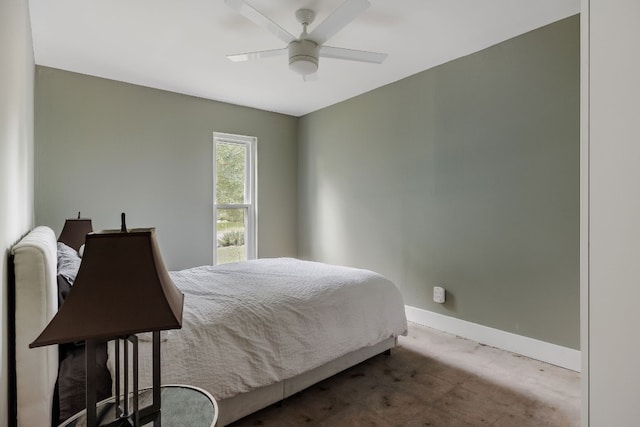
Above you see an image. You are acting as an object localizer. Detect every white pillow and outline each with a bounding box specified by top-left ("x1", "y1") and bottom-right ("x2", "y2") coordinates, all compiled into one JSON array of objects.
[{"x1": 57, "y1": 242, "x2": 81, "y2": 285}]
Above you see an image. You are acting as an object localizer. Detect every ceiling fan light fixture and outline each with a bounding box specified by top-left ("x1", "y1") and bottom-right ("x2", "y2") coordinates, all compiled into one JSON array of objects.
[
  {"x1": 289, "y1": 57, "x2": 318, "y2": 75},
  {"x1": 225, "y1": 0, "x2": 387, "y2": 79},
  {"x1": 288, "y1": 39, "x2": 319, "y2": 75}
]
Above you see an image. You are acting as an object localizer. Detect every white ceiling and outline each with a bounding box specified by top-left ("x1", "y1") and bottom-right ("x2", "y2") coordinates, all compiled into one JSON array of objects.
[{"x1": 29, "y1": 0, "x2": 579, "y2": 117}]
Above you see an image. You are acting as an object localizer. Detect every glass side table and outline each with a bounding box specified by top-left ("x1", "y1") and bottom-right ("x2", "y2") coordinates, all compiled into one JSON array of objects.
[{"x1": 59, "y1": 384, "x2": 218, "y2": 427}]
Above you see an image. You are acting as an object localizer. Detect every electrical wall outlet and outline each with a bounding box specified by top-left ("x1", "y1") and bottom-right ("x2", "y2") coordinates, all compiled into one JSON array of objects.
[{"x1": 433, "y1": 286, "x2": 446, "y2": 304}]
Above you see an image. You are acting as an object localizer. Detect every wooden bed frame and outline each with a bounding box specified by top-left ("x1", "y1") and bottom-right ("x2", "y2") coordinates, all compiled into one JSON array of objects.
[{"x1": 10, "y1": 226, "x2": 397, "y2": 427}]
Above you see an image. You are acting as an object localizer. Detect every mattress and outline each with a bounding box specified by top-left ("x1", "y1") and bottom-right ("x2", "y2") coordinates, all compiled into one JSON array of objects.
[{"x1": 108, "y1": 257, "x2": 407, "y2": 400}]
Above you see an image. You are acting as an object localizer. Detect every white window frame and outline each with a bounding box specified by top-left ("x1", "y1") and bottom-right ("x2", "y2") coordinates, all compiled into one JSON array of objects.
[{"x1": 213, "y1": 132, "x2": 257, "y2": 265}]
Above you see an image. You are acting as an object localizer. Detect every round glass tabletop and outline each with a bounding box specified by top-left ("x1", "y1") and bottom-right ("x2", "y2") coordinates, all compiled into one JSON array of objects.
[{"x1": 59, "y1": 384, "x2": 218, "y2": 427}]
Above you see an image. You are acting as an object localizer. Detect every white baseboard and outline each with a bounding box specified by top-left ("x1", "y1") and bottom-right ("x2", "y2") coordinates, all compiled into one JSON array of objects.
[{"x1": 405, "y1": 305, "x2": 581, "y2": 372}]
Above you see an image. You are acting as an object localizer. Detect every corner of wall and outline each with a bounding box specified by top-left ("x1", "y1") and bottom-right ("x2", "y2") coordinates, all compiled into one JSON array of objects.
[{"x1": 1, "y1": 0, "x2": 36, "y2": 425}]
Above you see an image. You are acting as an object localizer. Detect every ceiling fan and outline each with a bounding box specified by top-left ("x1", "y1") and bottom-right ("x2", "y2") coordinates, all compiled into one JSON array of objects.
[{"x1": 224, "y1": 0, "x2": 387, "y2": 80}]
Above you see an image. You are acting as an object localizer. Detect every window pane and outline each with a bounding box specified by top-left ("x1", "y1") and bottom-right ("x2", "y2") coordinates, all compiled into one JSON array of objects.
[
  {"x1": 215, "y1": 142, "x2": 246, "y2": 204},
  {"x1": 213, "y1": 132, "x2": 256, "y2": 266},
  {"x1": 216, "y1": 208, "x2": 246, "y2": 264}
]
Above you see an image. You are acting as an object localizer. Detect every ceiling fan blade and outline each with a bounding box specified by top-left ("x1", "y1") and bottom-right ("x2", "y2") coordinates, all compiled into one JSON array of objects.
[
  {"x1": 225, "y1": 0, "x2": 297, "y2": 45},
  {"x1": 308, "y1": 0, "x2": 370, "y2": 45},
  {"x1": 320, "y1": 46, "x2": 387, "y2": 64},
  {"x1": 226, "y1": 48, "x2": 288, "y2": 62}
]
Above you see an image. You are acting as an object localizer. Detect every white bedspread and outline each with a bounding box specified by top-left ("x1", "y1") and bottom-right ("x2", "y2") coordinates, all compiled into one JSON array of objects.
[{"x1": 109, "y1": 258, "x2": 407, "y2": 400}]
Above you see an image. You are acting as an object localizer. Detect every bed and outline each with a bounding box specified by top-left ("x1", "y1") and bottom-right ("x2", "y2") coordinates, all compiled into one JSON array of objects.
[{"x1": 10, "y1": 226, "x2": 407, "y2": 426}]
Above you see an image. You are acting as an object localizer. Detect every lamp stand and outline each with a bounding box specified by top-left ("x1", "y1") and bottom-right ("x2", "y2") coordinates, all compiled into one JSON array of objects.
[
  {"x1": 85, "y1": 332, "x2": 161, "y2": 426},
  {"x1": 113, "y1": 335, "x2": 140, "y2": 427},
  {"x1": 86, "y1": 339, "x2": 98, "y2": 426},
  {"x1": 138, "y1": 331, "x2": 161, "y2": 421},
  {"x1": 30, "y1": 220, "x2": 183, "y2": 427}
]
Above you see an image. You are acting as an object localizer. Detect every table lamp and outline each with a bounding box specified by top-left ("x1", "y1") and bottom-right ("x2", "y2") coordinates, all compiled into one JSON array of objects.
[
  {"x1": 31, "y1": 213, "x2": 184, "y2": 426},
  {"x1": 58, "y1": 212, "x2": 93, "y2": 252}
]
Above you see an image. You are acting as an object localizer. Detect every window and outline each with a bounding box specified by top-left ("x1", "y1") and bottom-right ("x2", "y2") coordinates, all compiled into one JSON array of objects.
[{"x1": 213, "y1": 132, "x2": 257, "y2": 265}]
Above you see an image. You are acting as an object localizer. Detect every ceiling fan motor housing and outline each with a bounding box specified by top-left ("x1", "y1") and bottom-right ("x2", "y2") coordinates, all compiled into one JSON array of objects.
[{"x1": 289, "y1": 39, "x2": 319, "y2": 75}]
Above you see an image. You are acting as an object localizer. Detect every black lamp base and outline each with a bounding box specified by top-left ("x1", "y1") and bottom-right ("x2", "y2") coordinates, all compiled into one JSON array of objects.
[{"x1": 86, "y1": 332, "x2": 162, "y2": 427}]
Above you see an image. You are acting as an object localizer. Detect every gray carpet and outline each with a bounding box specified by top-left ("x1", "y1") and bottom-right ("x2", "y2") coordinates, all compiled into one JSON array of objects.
[{"x1": 228, "y1": 323, "x2": 580, "y2": 426}]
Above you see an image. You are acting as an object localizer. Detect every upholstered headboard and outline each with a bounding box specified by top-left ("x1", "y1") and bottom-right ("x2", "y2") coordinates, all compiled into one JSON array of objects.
[{"x1": 11, "y1": 226, "x2": 59, "y2": 427}]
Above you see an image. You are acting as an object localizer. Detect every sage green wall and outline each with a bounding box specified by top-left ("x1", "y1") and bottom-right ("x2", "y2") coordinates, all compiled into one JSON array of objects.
[
  {"x1": 35, "y1": 67, "x2": 297, "y2": 270},
  {"x1": 298, "y1": 16, "x2": 579, "y2": 348},
  {"x1": 1, "y1": 0, "x2": 35, "y2": 423}
]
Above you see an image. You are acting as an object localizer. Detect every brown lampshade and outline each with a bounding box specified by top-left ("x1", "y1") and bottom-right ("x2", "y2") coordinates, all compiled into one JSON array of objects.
[
  {"x1": 58, "y1": 215, "x2": 93, "y2": 252},
  {"x1": 31, "y1": 228, "x2": 184, "y2": 347}
]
